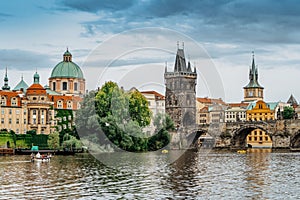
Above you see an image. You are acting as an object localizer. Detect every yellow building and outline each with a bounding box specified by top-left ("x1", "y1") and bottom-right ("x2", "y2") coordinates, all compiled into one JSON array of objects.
[{"x1": 246, "y1": 100, "x2": 274, "y2": 148}]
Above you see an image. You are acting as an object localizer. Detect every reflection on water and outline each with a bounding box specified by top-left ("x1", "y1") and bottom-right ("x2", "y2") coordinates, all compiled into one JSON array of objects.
[{"x1": 0, "y1": 150, "x2": 299, "y2": 199}]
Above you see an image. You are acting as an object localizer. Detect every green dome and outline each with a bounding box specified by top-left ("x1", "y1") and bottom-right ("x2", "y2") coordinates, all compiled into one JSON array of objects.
[{"x1": 50, "y1": 50, "x2": 84, "y2": 79}]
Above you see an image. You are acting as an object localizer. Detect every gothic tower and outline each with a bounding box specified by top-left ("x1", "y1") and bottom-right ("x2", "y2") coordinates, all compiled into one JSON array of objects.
[
  {"x1": 164, "y1": 44, "x2": 197, "y2": 129},
  {"x1": 243, "y1": 52, "x2": 264, "y2": 102}
]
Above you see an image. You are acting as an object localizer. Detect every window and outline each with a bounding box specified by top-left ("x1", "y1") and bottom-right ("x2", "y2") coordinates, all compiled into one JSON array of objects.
[
  {"x1": 62, "y1": 82, "x2": 68, "y2": 90},
  {"x1": 9, "y1": 109, "x2": 12, "y2": 115},
  {"x1": 33, "y1": 118, "x2": 36, "y2": 124},
  {"x1": 248, "y1": 136, "x2": 252, "y2": 141},
  {"x1": 33, "y1": 97, "x2": 37, "y2": 101},
  {"x1": 16, "y1": 129, "x2": 19, "y2": 134},
  {"x1": 1, "y1": 118, "x2": 3, "y2": 124},
  {"x1": 57, "y1": 100, "x2": 63, "y2": 108},
  {"x1": 1, "y1": 109, "x2": 4, "y2": 115},
  {"x1": 1, "y1": 97, "x2": 6, "y2": 106},
  {"x1": 67, "y1": 101, "x2": 72, "y2": 109},
  {"x1": 16, "y1": 119, "x2": 19, "y2": 124},
  {"x1": 33, "y1": 110, "x2": 36, "y2": 115},
  {"x1": 41, "y1": 118, "x2": 44, "y2": 124},
  {"x1": 265, "y1": 136, "x2": 268, "y2": 141},
  {"x1": 74, "y1": 82, "x2": 78, "y2": 91},
  {"x1": 24, "y1": 119, "x2": 26, "y2": 124},
  {"x1": 254, "y1": 137, "x2": 257, "y2": 141},
  {"x1": 9, "y1": 118, "x2": 12, "y2": 124},
  {"x1": 16, "y1": 110, "x2": 20, "y2": 115},
  {"x1": 53, "y1": 82, "x2": 56, "y2": 91},
  {"x1": 11, "y1": 98, "x2": 17, "y2": 106},
  {"x1": 260, "y1": 137, "x2": 263, "y2": 141}
]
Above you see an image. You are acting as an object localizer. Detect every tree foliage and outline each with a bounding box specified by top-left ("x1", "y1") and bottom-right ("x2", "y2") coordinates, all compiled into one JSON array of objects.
[
  {"x1": 47, "y1": 131, "x2": 60, "y2": 150},
  {"x1": 283, "y1": 106, "x2": 295, "y2": 119},
  {"x1": 77, "y1": 81, "x2": 174, "y2": 152}
]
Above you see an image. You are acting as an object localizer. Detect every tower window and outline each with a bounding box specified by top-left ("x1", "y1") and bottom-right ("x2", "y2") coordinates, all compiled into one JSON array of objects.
[
  {"x1": 74, "y1": 82, "x2": 78, "y2": 91},
  {"x1": 53, "y1": 82, "x2": 56, "y2": 91},
  {"x1": 62, "y1": 82, "x2": 68, "y2": 90}
]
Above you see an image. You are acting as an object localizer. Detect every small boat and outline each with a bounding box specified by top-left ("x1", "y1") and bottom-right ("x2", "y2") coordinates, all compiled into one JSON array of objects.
[
  {"x1": 237, "y1": 150, "x2": 247, "y2": 154},
  {"x1": 31, "y1": 152, "x2": 51, "y2": 162},
  {"x1": 32, "y1": 156, "x2": 51, "y2": 162},
  {"x1": 161, "y1": 149, "x2": 168, "y2": 154}
]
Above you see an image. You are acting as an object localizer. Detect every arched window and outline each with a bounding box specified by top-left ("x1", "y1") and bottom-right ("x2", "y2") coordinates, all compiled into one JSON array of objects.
[
  {"x1": 57, "y1": 100, "x2": 63, "y2": 108},
  {"x1": 53, "y1": 82, "x2": 56, "y2": 91},
  {"x1": 67, "y1": 101, "x2": 72, "y2": 109}
]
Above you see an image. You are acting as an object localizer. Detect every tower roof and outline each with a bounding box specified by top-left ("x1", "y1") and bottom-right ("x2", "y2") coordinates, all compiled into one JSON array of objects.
[
  {"x1": 13, "y1": 75, "x2": 28, "y2": 92},
  {"x1": 287, "y1": 94, "x2": 298, "y2": 106},
  {"x1": 2, "y1": 67, "x2": 10, "y2": 90},
  {"x1": 244, "y1": 52, "x2": 263, "y2": 89},
  {"x1": 50, "y1": 49, "x2": 84, "y2": 79},
  {"x1": 174, "y1": 48, "x2": 187, "y2": 72}
]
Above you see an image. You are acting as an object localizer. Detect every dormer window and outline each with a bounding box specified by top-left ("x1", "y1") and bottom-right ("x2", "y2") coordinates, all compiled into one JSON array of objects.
[{"x1": 57, "y1": 100, "x2": 63, "y2": 109}]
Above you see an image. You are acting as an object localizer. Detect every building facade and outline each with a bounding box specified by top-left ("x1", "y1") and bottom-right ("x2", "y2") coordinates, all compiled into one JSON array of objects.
[
  {"x1": 165, "y1": 45, "x2": 197, "y2": 129},
  {"x1": 246, "y1": 100, "x2": 274, "y2": 148},
  {"x1": 0, "y1": 49, "x2": 85, "y2": 135}
]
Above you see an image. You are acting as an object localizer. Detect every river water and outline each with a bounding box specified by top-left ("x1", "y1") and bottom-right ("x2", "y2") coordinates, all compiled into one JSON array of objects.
[{"x1": 0, "y1": 149, "x2": 299, "y2": 199}]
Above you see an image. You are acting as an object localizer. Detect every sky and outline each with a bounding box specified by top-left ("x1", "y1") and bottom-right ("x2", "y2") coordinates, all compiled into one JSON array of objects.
[{"x1": 0, "y1": 0, "x2": 300, "y2": 103}]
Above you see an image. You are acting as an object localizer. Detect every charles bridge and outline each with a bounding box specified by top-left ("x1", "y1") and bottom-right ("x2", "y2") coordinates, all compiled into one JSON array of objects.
[{"x1": 170, "y1": 119, "x2": 300, "y2": 149}]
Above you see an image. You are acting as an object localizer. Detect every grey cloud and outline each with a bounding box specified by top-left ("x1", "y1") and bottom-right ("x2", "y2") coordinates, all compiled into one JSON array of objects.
[{"x1": 0, "y1": 49, "x2": 56, "y2": 71}]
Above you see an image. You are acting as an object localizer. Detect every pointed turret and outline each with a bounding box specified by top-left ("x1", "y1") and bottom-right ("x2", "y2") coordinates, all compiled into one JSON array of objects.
[
  {"x1": 174, "y1": 48, "x2": 187, "y2": 72},
  {"x1": 245, "y1": 52, "x2": 263, "y2": 89},
  {"x1": 243, "y1": 52, "x2": 264, "y2": 102},
  {"x1": 287, "y1": 94, "x2": 298, "y2": 108},
  {"x1": 2, "y1": 67, "x2": 10, "y2": 90}
]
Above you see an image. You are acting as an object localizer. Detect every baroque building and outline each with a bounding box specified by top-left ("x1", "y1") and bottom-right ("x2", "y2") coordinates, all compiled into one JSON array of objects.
[
  {"x1": 0, "y1": 49, "x2": 85, "y2": 135},
  {"x1": 164, "y1": 45, "x2": 197, "y2": 128}
]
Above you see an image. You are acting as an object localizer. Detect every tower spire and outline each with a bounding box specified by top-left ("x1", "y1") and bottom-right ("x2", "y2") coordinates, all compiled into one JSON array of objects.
[{"x1": 2, "y1": 67, "x2": 10, "y2": 90}]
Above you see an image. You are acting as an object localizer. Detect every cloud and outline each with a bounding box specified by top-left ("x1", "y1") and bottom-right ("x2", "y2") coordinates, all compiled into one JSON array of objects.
[
  {"x1": 56, "y1": 0, "x2": 300, "y2": 45},
  {"x1": 0, "y1": 49, "x2": 56, "y2": 70},
  {"x1": 59, "y1": 0, "x2": 136, "y2": 13},
  {"x1": 0, "y1": 12, "x2": 11, "y2": 22}
]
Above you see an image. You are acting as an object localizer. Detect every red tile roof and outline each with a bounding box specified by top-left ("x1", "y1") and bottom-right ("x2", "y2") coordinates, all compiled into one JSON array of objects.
[{"x1": 141, "y1": 91, "x2": 165, "y2": 100}]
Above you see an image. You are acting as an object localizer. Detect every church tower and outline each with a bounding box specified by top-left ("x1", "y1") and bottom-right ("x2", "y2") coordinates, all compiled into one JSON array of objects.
[
  {"x1": 243, "y1": 52, "x2": 264, "y2": 102},
  {"x1": 164, "y1": 43, "x2": 197, "y2": 129},
  {"x1": 2, "y1": 68, "x2": 10, "y2": 90}
]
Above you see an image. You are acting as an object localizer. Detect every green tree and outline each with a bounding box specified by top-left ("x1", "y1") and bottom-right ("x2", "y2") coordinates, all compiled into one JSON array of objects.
[
  {"x1": 128, "y1": 90, "x2": 151, "y2": 127},
  {"x1": 283, "y1": 106, "x2": 295, "y2": 119},
  {"x1": 148, "y1": 113, "x2": 174, "y2": 151},
  {"x1": 47, "y1": 131, "x2": 60, "y2": 149}
]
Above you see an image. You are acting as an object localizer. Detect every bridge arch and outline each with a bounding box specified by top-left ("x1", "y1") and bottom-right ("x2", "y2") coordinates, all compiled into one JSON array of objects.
[
  {"x1": 186, "y1": 129, "x2": 208, "y2": 148},
  {"x1": 291, "y1": 130, "x2": 300, "y2": 148},
  {"x1": 231, "y1": 125, "x2": 270, "y2": 148}
]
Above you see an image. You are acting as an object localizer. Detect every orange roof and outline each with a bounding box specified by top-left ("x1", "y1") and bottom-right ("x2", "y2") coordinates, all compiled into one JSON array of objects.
[
  {"x1": 197, "y1": 97, "x2": 225, "y2": 105},
  {"x1": 141, "y1": 90, "x2": 165, "y2": 100},
  {"x1": 0, "y1": 90, "x2": 22, "y2": 106},
  {"x1": 26, "y1": 84, "x2": 46, "y2": 95},
  {"x1": 199, "y1": 106, "x2": 209, "y2": 112}
]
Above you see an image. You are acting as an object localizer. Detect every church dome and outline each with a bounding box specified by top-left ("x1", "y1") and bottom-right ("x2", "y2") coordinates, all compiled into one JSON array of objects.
[{"x1": 50, "y1": 49, "x2": 84, "y2": 79}]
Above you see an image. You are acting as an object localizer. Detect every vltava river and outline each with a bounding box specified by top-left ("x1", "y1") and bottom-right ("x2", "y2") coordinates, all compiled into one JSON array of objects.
[{"x1": 0, "y1": 150, "x2": 299, "y2": 199}]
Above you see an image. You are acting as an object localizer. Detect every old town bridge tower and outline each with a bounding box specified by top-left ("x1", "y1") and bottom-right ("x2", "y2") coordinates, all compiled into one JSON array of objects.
[{"x1": 165, "y1": 44, "x2": 197, "y2": 129}]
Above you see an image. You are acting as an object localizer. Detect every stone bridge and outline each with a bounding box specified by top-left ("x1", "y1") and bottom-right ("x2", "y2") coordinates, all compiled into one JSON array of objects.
[{"x1": 170, "y1": 119, "x2": 300, "y2": 149}]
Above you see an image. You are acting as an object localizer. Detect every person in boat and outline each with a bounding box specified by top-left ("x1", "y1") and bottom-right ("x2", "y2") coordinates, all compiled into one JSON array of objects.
[{"x1": 36, "y1": 152, "x2": 41, "y2": 159}]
